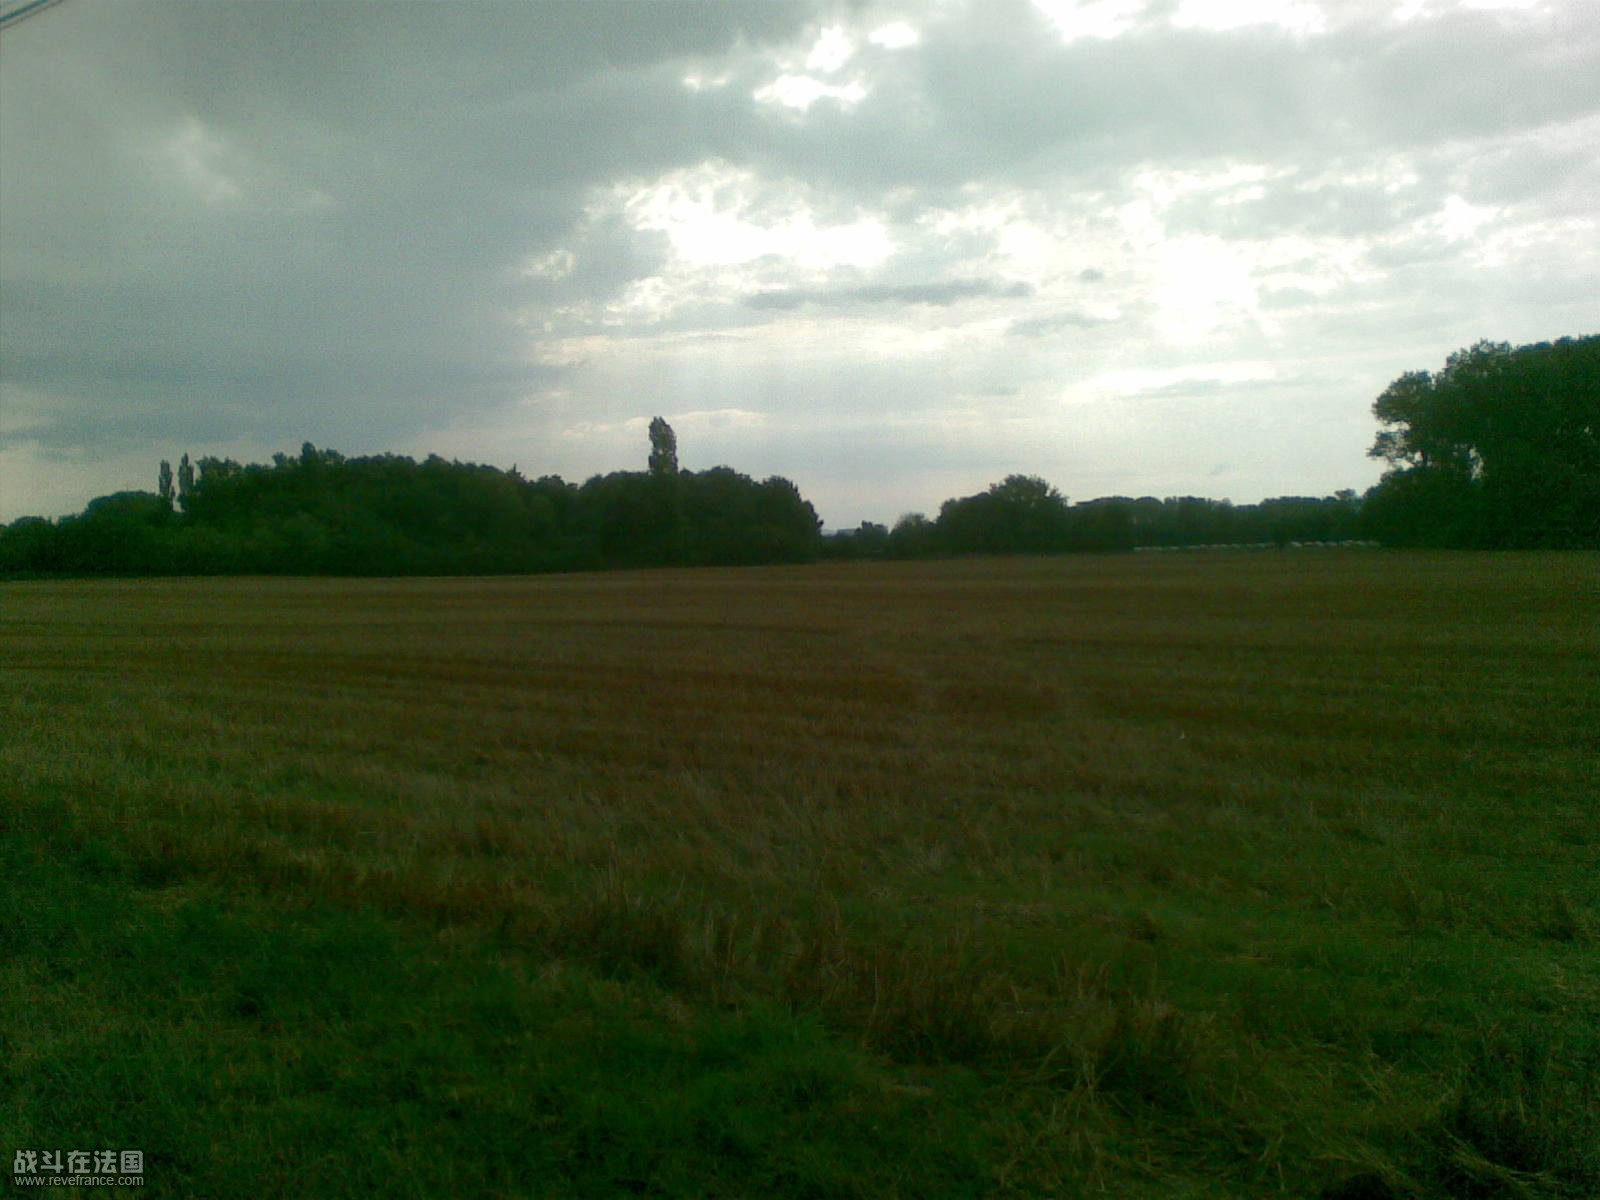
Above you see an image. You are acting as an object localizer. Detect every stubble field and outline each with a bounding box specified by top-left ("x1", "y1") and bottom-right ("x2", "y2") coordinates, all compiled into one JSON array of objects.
[{"x1": 3, "y1": 552, "x2": 1597, "y2": 1198}]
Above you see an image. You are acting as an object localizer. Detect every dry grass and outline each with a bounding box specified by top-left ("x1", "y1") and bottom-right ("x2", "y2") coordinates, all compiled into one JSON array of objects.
[{"x1": 4, "y1": 552, "x2": 1597, "y2": 1197}]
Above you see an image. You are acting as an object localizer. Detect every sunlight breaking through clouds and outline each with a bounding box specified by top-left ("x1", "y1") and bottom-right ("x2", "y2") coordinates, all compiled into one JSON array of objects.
[
  {"x1": 1153, "y1": 238, "x2": 1263, "y2": 340},
  {"x1": 1029, "y1": 0, "x2": 1147, "y2": 42},
  {"x1": 868, "y1": 21, "x2": 920, "y2": 49},
  {"x1": 754, "y1": 73, "x2": 869, "y2": 113},
  {"x1": 619, "y1": 162, "x2": 893, "y2": 273},
  {"x1": 2, "y1": 0, "x2": 1595, "y2": 526},
  {"x1": 805, "y1": 25, "x2": 855, "y2": 72}
]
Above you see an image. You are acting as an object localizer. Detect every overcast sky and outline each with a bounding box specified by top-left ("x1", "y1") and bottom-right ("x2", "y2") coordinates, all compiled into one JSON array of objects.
[{"x1": 2, "y1": 0, "x2": 1595, "y2": 528}]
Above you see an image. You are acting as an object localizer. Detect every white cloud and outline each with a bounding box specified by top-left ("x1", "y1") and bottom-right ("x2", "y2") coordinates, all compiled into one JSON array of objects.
[
  {"x1": 1131, "y1": 162, "x2": 1297, "y2": 211},
  {"x1": 806, "y1": 25, "x2": 855, "y2": 72},
  {"x1": 1396, "y1": 0, "x2": 1548, "y2": 19},
  {"x1": 754, "y1": 73, "x2": 869, "y2": 112},
  {"x1": 681, "y1": 69, "x2": 732, "y2": 92},
  {"x1": 1029, "y1": 0, "x2": 1147, "y2": 42},
  {"x1": 868, "y1": 21, "x2": 920, "y2": 49},
  {"x1": 522, "y1": 248, "x2": 576, "y2": 281},
  {"x1": 618, "y1": 162, "x2": 893, "y2": 273},
  {"x1": 1173, "y1": 0, "x2": 1327, "y2": 35},
  {"x1": 1434, "y1": 194, "x2": 1499, "y2": 240},
  {"x1": 1152, "y1": 237, "x2": 1263, "y2": 339}
]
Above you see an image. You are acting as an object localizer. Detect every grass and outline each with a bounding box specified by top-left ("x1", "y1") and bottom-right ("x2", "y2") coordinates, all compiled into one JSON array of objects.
[{"x1": 3, "y1": 551, "x2": 1597, "y2": 1197}]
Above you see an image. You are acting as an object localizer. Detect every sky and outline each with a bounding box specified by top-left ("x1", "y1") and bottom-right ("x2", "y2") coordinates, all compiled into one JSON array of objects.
[{"x1": 2, "y1": 0, "x2": 1596, "y2": 529}]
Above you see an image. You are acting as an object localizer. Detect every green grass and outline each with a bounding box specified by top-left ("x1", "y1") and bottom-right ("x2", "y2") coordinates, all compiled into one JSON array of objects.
[{"x1": 3, "y1": 552, "x2": 1598, "y2": 1197}]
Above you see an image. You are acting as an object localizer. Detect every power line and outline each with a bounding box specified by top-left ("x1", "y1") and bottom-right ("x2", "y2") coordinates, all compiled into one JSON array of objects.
[{"x1": 0, "y1": 0, "x2": 66, "y2": 34}]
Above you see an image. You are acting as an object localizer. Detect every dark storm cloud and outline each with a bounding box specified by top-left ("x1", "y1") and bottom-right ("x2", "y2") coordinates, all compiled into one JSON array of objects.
[{"x1": 0, "y1": 0, "x2": 817, "y2": 457}]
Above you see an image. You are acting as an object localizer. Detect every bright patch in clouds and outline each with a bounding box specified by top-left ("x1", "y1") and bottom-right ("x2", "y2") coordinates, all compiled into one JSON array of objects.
[
  {"x1": 1030, "y1": 0, "x2": 1147, "y2": 41},
  {"x1": 154, "y1": 117, "x2": 244, "y2": 206},
  {"x1": 1154, "y1": 238, "x2": 1262, "y2": 339},
  {"x1": 1435, "y1": 195, "x2": 1500, "y2": 241},
  {"x1": 1173, "y1": 0, "x2": 1327, "y2": 35},
  {"x1": 616, "y1": 162, "x2": 892, "y2": 280},
  {"x1": 806, "y1": 25, "x2": 855, "y2": 72},
  {"x1": 1133, "y1": 162, "x2": 1294, "y2": 210},
  {"x1": 754, "y1": 74, "x2": 868, "y2": 112},
  {"x1": 753, "y1": 20, "x2": 881, "y2": 112},
  {"x1": 680, "y1": 69, "x2": 731, "y2": 93},
  {"x1": 868, "y1": 21, "x2": 920, "y2": 49}
]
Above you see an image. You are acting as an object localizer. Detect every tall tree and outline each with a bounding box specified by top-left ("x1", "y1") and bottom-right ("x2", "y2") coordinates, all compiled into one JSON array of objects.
[
  {"x1": 648, "y1": 417, "x2": 679, "y2": 476},
  {"x1": 176, "y1": 454, "x2": 195, "y2": 512}
]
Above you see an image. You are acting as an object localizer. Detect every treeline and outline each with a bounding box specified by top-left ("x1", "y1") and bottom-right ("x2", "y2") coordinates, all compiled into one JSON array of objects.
[
  {"x1": 0, "y1": 439, "x2": 823, "y2": 577},
  {"x1": 822, "y1": 478, "x2": 1365, "y2": 560},
  {"x1": 1, "y1": 436, "x2": 1369, "y2": 579},
  {"x1": 4, "y1": 333, "x2": 1594, "y2": 576},
  {"x1": 824, "y1": 334, "x2": 1596, "y2": 560}
]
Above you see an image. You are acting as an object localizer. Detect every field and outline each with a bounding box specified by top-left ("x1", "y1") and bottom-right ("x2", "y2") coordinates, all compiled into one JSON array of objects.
[{"x1": 4, "y1": 552, "x2": 1597, "y2": 1198}]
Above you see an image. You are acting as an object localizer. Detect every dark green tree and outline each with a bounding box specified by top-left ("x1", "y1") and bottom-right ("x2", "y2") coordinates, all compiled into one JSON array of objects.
[
  {"x1": 853, "y1": 521, "x2": 890, "y2": 557},
  {"x1": 1365, "y1": 336, "x2": 1599, "y2": 547},
  {"x1": 938, "y1": 474, "x2": 1071, "y2": 555},
  {"x1": 1064, "y1": 496, "x2": 1137, "y2": 550},
  {"x1": 57, "y1": 492, "x2": 175, "y2": 574},
  {"x1": 888, "y1": 513, "x2": 938, "y2": 559},
  {"x1": 648, "y1": 417, "x2": 679, "y2": 476},
  {"x1": 176, "y1": 453, "x2": 195, "y2": 512}
]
